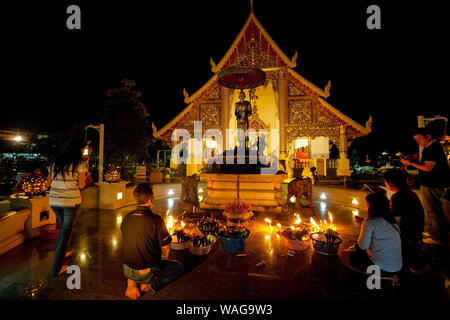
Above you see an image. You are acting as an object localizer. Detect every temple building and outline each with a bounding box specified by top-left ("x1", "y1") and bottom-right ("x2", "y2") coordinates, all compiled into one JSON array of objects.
[{"x1": 154, "y1": 7, "x2": 372, "y2": 178}]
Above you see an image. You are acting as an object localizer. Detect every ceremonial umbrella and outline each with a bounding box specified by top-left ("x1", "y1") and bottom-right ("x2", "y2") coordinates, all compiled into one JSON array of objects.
[{"x1": 218, "y1": 65, "x2": 266, "y2": 89}]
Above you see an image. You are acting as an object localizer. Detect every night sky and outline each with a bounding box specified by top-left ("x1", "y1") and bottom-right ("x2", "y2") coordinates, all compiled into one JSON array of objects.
[{"x1": 0, "y1": 0, "x2": 448, "y2": 155}]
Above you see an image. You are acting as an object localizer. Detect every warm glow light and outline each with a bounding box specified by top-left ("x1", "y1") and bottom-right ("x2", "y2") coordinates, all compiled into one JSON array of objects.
[
  {"x1": 116, "y1": 216, "x2": 122, "y2": 224},
  {"x1": 290, "y1": 226, "x2": 295, "y2": 230},
  {"x1": 352, "y1": 210, "x2": 359, "y2": 216},
  {"x1": 276, "y1": 223, "x2": 281, "y2": 229},
  {"x1": 83, "y1": 147, "x2": 89, "y2": 156},
  {"x1": 352, "y1": 198, "x2": 359, "y2": 206},
  {"x1": 328, "y1": 211, "x2": 333, "y2": 224},
  {"x1": 295, "y1": 138, "x2": 308, "y2": 149},
  {"x1": 294, "y1": 214, "x2": 302, "y2": 224},
  {"x1": 198, "y1": 188, "x2": 204, "y2": 193},
  {"x1": 198, "y1": 195, "x2": 204, "y2": 201},
  {"x1": 320, "y1": 202, "x2": 327, "y2": 211},
  {"x1": 264, "y1": 218, "x2": 272, "y2": 224},
  {"x1": 117, "y1": 192, "x2": 123, "y2": 200},
  {"x1": 320, "y1": 193, "x2": 327, "y2": 200},
  {"x1": 206, "y1": 139, "x2": 217, "y2": 149},
  {"x1": 14, "y1": 135, "x2": 23, "y2": 142},
  {"x1": 166, "y1": 215, "x2": 174, "y2": 233},
  {"x1": 310, "y1": 217, "x2": 320, "y2": 232},
  {"x1": 168, "y1": 198, "x2": 174, "y2": 208},
  {"x1": 112, "y1": 239, "x2": 117, "y2": 246},
  {"x1": 265, "y1": 235, "x2": 271, "y2": 240},
  {"x1": 181, "y1": 221, "x2": 186, "y2": 229},
  {"x1": 168, "y1": 189, "x2": 175, "y2": 196},
  {"x1": 290, "y1": 196, "x2": 296, "y2": 203},
  {"x1": 80, "y1": 253, "x2": 86, "y2": 261}
]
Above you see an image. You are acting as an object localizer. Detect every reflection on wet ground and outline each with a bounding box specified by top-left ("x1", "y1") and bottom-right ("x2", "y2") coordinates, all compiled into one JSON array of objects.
[{"x1": 0, "y1": 198, "x2": 448, "y2": 300}]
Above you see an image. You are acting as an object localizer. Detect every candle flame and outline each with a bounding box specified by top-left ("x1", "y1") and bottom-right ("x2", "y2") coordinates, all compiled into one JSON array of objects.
[
  {"x1": 352, "y1": 198, "x2": 359, "y2": 205},
  {"x1": 264, "y1": 218, "x2": 272, "y2": 224}
]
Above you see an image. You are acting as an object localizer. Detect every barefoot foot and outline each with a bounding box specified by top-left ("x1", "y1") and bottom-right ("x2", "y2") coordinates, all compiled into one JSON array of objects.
[
  {"x1": 125, "y1": 279, "x2": 141, "y2": 300},
  {"x1": 125, "y1": 286, "x2": 140, "y2": 300}
]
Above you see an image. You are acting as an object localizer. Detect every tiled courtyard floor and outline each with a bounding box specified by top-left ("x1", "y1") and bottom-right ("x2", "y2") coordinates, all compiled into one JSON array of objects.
[{"x1": 0, "y1": 198, "x2": 448, "y2": 300}]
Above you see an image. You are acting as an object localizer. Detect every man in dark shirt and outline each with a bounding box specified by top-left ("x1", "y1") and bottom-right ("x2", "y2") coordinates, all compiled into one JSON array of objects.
[
  {"x1": 121, "y1": 183, "x2": 183, "y2": 299},
  {"x1": 401, "y1": 128, "x2": 450, "y2": 247},
  {"x1": 384, "y1": 169, "x2": 425, "y2": 272}
]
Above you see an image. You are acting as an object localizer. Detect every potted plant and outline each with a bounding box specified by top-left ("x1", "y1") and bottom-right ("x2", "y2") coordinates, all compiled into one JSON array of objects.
[
  {"x1": 278, "y1": 223, "x2": 311, "y2": 251},
  {"x1": 217, "y1": 224, "x2": 250, "y2": 253},
  {"x1": 310, "y1": 228, "x2": 342, "y2": 255},
  {"x1": 223, "y1": 199, "x2": 253, "y2": 226}
]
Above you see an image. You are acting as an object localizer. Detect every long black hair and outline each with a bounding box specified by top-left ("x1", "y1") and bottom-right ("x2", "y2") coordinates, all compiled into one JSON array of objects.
[
  {"x1": 51, "y1": 138, "x2": 86, "y2": 179},
  {"x1": 365, "y1": 192, "x2": 397, "y2": 225}
]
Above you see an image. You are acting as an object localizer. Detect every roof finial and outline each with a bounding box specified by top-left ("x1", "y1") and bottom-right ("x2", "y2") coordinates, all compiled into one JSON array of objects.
[
  {"x1": 324, "y1": 80, "x2": 331, "y2": 98},
  {"x1": 250, "y1": 0, "x2": 254, "y2": 13}
]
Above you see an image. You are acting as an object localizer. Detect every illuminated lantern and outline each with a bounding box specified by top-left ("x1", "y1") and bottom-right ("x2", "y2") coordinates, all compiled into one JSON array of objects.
[
  {"x1": 104, "y1": 167, "x2": 121, "y2": 183},
  {"x1": 22, "y1": 176, "x2": 48, "y2": 196}
]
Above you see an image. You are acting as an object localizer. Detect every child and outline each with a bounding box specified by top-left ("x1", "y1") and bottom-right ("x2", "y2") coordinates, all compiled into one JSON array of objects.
[{"x1": 121, "y1": 183, "x2": 183, "y2": 299}]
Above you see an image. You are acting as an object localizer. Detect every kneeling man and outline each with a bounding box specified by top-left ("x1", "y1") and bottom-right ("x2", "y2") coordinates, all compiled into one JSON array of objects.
[{"x1": 121, "y1": 183, "x2": 183, "y2": 299}]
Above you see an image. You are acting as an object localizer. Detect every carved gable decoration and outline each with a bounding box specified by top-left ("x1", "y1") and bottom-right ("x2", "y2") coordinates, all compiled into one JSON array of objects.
[
  {"x1": 288, "y1": 81, "x2": 307, "y2": 97},
  {"x1": 315, "y1": 109, "x2": 338, "y2": 124},
  {"x1": 205, "y1": 85, "x2": 220, "y2": 100},
  {"x1": 178, "y1": 109, "x2": 197, "y2": 134},
  {"x1": 200, "y1": 103, "x2": 221, "y2": 127},
  {"x1": 288, "y1": 100, "x2": 312, "y2": 124}
]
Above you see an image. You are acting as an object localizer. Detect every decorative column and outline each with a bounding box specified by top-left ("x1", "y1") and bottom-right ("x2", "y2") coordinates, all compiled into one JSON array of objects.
[
  {"x1": 337, "y1": 125, "x2": 352, "y2": 176},
  {"x1": 221, "y1": 86, "x2": 230, "y2": 144},
  {"x1": 278, "y1": 67, "x2": 288, "y2": 167}
]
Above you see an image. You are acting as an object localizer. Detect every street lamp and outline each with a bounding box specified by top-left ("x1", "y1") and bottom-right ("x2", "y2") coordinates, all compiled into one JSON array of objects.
[{"x1": 85, "y1": 124, "x2": 105, "y2": 183}]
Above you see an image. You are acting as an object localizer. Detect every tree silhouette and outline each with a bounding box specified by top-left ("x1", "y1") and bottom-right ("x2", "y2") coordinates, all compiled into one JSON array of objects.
[{"x1": 99, "y1": 79, "x2": 152, "y2": 177}]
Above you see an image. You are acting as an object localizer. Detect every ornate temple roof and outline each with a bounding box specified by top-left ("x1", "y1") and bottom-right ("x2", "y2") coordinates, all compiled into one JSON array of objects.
[{"x1": 155, "y1": 8, "x2": 371, "y2": 139}]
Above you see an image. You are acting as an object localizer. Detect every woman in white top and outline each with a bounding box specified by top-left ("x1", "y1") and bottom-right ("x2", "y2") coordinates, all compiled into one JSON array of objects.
[
  {"x1": 48, "y1": 138, "x2": 90, "y2": 277},
  {"x1": 353, "y1": 192, "x2": 402, "y2": 275}
]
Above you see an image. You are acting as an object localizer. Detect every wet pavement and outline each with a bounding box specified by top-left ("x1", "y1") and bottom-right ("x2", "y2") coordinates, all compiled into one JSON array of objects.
[{"x1": 0, "y1": 198, "x2": 448, "y2": 300}]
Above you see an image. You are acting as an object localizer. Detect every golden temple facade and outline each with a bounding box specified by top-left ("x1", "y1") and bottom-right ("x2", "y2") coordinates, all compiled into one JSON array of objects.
[{"x1": 155, "y1": 9, "x2": 371, "y2": 178}]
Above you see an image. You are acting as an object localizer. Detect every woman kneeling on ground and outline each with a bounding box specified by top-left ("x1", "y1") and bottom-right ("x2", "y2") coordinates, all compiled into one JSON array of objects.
[{"x1": 352, "y1": 192, "x2": 402, "y2": 280}]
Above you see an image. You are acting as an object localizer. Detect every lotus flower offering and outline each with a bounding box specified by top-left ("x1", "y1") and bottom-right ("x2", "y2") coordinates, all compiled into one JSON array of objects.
[
  {"x1": 277, "y1": 223, "x2": 310, "y2": 241},
  {"x1": 225, "y1": 200, "x2": 250, "y2": 213},
  {"x1": 170, "y1": 221, "x2": 191, "y2": 250},
  {"x1": 191, "y1": 234, "x2": 216, "y2": 248},
  {"x1": 311, "y1": 228, "x2": 342, "y2": 255},
  {"x1": 277, "y1": 223, "x2": 311, "y2": 251},
  {"x1": 198, "y1": 217, "x2": 220, "y2": 235},
  {"x1": 223, "y1": 200, "x2": 253, "y2": 225},
  {"x1": 217, "y1": 225, "x2": 250, "y2": 239}
]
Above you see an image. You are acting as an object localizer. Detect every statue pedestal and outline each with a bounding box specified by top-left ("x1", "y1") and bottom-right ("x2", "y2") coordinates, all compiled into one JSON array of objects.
[
  {"x1": 337, "y1": 158, "x2": 353, "y2": 176},
  {"x1": 199, "y1": 173, "x2": 287, "y2": 213}
]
